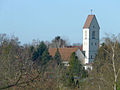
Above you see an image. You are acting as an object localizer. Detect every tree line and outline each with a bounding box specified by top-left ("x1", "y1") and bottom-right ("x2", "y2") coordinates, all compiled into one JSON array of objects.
[
  {"x1": 0, "y1": 34, "x2": 87, "y2": 90},
  {"x1": 0, "y1": 34, "x2": 120, "y2": 90}
]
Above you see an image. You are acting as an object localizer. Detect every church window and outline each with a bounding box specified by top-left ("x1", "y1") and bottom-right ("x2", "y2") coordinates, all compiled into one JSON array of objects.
[
  {"x1": 85, "y1": 31, "x2": 87, "y2": 39},
  {"x1": 91, "y1": 43, "x2": 93, "y2": 45},
  {"x1": 91, "y1": 55, "x2": 92, "y2": 59},
  {"x1": 92, "y1": 31, "x2": 95, "y2": 39},
  {"x1": 95, "y1": 43, "x2": 97, "y2": 45}
]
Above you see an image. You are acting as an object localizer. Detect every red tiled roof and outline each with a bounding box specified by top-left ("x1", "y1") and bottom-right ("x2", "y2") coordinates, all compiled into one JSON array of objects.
[
  {"x1": 49, "y1": 48, "x2": 79, "y2": 61},
  {"x1": 65, "y1": 46, "x2": 83, "y2": 51},
  {"x1": 83, "y1": 15, "x2": 95, "y2": 28}
]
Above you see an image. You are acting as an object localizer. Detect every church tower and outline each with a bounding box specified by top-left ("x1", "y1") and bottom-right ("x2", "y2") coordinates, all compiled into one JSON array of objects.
[{"x1": 83, "y1": 15, "x2": 100, "y2": 64}]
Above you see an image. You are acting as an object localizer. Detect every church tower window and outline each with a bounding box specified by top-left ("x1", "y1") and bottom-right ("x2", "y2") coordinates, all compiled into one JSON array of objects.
[
  {"x1": 92, "y1": 31, "x2": 95, "y2": 39},
  {"x1": 95, "y1": 43, "x2": 97, "y2": 45},
  {"x1": 91, "y1": 55, "x2": 92, "y2": 59}
]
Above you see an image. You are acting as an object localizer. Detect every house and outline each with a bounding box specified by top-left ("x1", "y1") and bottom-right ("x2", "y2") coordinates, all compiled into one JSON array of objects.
[{"x1": 48, "y1": 47, "x2": 85, "y2": 66}]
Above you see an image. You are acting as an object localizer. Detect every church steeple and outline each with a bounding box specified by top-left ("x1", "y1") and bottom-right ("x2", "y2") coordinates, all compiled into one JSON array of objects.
[{"x1": 83, "y1": 14, "x2": 100, "y2": 64}]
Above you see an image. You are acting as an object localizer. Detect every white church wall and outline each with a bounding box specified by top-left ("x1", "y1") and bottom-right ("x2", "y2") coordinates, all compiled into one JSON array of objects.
[{"x1": 83, "y1": 28, "x2": 90, "y2": 64}]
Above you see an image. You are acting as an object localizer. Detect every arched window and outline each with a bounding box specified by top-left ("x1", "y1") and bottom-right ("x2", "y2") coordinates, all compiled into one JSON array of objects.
[{"x1": 92, "y1": 31, "x2": 95, "y2": 39}]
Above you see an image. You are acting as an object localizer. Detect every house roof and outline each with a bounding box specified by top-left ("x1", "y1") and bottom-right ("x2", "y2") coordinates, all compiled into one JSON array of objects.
[
  {"x1": 83, "y1": 15, "x2": 95, "y2": 29},
  {"x1": 65, "y1": 46, "x2": 83, "y2": 51},
  {"x1": 48, "y1": 48, "x2": 79, "y2": 61}
]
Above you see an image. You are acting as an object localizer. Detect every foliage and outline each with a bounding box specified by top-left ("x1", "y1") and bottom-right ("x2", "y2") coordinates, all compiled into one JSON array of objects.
[
  {"x1": 0, "y1": 34, "x2": 39, "y2": 89},
  {"x1": 32, "y1": 41, "x2": 47, "y2": 61},
  {"x1": 2, "y1": 34, "x2": 120, "y2": 90},
  {"x1": 117, "y1": 81, "x2": 120, "y2": 90},
  {"x1": 66, "y1": 73, "x2": 75, "y2": 87},
  {"x1": 0, "y1": 34, "x2": 52, "y2": 90},
  {"x1": 82, "y1": 34, "x2": 120, "y2": 90},
  {"x1": 68, "y1": 52, "x2": 83, "y2": 76},
  {"x1": 62, "y1": 52, "x2": 88, "y2": 88},
  {"x1": 49, "y1": 36, "x2": 67, "y2": 48},
  {"x1": 41, "y1": 49, "x2": 51, "y2": 66},
  {"x1": 54, "y1": 48, "x2": 61, "y2": 65}
]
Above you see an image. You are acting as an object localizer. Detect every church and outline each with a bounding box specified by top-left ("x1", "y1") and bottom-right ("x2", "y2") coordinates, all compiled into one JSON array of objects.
[
  {"x1": 83, "y1": 14, "x2": 100, "y2": 69},
  {"x1": 49, "y1": 14, "x2": 100, "y2": 69}
]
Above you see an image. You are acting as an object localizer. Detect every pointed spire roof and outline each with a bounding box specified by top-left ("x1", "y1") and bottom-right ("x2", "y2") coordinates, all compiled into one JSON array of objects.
[{"x1": 83, "y1": 15, "x2": 95, "y2": 29}]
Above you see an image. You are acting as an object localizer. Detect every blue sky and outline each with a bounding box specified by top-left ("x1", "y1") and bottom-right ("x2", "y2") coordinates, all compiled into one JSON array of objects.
[{"x1": 0, "y1": 0, "x2": 120, "y2": 44}]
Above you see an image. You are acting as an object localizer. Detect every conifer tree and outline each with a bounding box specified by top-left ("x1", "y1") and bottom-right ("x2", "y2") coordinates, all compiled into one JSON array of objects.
[
  {"x1": 32, "y1": 41, "x2": 47, "y2": 61},
  {"x1": 54, "y1": 48, "x2": 61, "y2": 65},
  {"x1": 68, "y1": 52, "x2": 83, "y2": 76},
  {"x1": 41, "y1": 49, "x2": 51, "y2": 66},
  {"x1": 63, "y1": 52, "x2": 87, "y2": 87}
]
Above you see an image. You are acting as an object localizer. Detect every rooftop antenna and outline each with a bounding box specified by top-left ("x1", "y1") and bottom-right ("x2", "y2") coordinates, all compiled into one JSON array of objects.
[{"x1": 91, "y1": 9, "x2": 93, "y2": 15}]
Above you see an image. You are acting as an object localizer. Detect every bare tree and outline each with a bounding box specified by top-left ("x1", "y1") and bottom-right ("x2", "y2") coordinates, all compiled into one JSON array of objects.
[
  {"x1": 103, "y1": 34, "x2": 120, "y2": 90},
  {"x1": 81, "y1": 34, "x2": 120, "y2": 90},
  {"x1": 49, "y1": 36, "x2": 67, "y2": 48},
  {"x1": 0, "y1": 34, "x2": 42, "y2": 90}
]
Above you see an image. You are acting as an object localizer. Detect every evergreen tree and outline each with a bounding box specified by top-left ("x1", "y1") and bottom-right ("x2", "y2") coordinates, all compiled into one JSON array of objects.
[
  {"x1": 37, "y1": 41, "x2": 47, "y2": 56},
  {"x1": 54, "y1": 48, "x2": 61, "y2": 65},
  {"x1": 32, "y1": 41, "x2": 47, "y2": 61},
  {"x1": 63, "y1": 52, "x2": 87, "y2": 87},
  {"x1": 41, "y1": 49, "x2": 51, "y2": 66},
  {"x1": 32, "y1": 51, "x2": 39, "y2": 61},
  {"x1": 68, "y1": 52, "x2": 83, "y2": 76}
]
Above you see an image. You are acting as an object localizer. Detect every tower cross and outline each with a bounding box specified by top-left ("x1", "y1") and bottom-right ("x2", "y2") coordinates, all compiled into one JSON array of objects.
[{"x1": 91, "y1": 9, "x2": 93, "y2": 15}]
